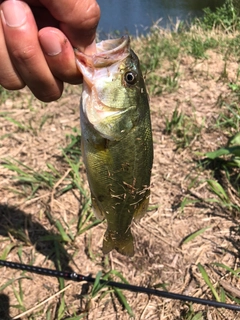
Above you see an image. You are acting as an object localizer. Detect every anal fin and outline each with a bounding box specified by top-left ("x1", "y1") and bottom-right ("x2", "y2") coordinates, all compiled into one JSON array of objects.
[
  {"x1": 133, "y1": 192, "x2": 150, "y2": 221},
  {"x1": 91, "y1": 195, "x2": 105, "y2": 220}
]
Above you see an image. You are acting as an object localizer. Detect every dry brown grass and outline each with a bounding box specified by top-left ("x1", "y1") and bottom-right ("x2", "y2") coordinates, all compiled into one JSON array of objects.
[{"x1": 0, "y1": 32, "x2": 240, "y2": 319}]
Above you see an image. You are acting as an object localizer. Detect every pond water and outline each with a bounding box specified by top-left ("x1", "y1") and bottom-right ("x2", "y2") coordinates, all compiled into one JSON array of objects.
[{"x1": 97, "y1": 0, "x2": 225, "y2": 38}]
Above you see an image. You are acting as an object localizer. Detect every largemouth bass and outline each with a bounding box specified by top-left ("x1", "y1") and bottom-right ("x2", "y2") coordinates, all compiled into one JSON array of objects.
[{"x1": 76, "y1": 36, "x2": 153, "y2": 257}]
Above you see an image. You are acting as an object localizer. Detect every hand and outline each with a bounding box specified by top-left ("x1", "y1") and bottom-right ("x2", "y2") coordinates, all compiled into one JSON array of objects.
[{"x1": 0, "y1": 0, "x2": 100, "y2": 101}]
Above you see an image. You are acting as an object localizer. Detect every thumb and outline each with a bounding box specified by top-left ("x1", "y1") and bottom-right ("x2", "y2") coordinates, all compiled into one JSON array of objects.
[{"x1": 39, "y1": 0, "x2": 100, "y2": 54}]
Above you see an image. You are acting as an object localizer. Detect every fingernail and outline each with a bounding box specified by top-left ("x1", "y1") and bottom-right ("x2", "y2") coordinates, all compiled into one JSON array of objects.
[
  {"x1": 39, "y1": 30, "x2": 62, "y2": 56},
  {"x1": 1, "y1": 0, "x2": 27, "y2": 27}
]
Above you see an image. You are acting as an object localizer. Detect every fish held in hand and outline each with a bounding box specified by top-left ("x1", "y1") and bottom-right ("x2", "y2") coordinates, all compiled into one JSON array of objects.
[{"x1": 76, "y1": 36, "x2": 153, "y2": 257}]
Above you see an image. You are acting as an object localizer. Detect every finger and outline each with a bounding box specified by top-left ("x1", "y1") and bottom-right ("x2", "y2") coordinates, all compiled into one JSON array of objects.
[
  {"x1": 39, "y1": 27, "x2": 82, "y2": 84},
  {"x1": 31, "y1": 6, "x2": 59, "y2": 29},
  {"x1": 39, "y1": 0, "x2": 100, "y2": 54},
  {"x1": 1, "y1": 0, "x2": 63, "y2": 102},
  {"x1": 0, "y1": 5, "x2": 24, "y2": 89}
]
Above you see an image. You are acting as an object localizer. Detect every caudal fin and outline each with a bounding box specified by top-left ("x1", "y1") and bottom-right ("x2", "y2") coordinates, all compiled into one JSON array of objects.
[{"x1": 102, "y1": 230, "x2": 134, "y2": 257}]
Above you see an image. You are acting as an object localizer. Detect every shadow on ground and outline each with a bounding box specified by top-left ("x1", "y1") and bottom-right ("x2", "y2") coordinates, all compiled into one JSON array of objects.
[
  {"x1": 0, "y1": 204, "x2": 73, "y2": 273},
  {"x1": 0, "y1": 294, "x2": 10, "y2": 320}
]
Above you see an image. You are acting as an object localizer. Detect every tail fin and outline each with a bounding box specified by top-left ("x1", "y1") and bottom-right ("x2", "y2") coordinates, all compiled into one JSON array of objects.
[{"x1": 102, "y1": 230, "x2": 134, "y2": 257}]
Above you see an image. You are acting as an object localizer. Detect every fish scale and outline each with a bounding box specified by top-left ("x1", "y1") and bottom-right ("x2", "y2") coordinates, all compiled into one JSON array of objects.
[{"x1": 76, "y1": 36, "x2": 153, "y2": 256}]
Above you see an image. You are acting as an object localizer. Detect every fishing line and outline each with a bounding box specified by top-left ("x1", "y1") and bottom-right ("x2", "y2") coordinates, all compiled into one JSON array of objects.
[{"x1": 0, "y1": 259, "x2": 240, "y2": 312}]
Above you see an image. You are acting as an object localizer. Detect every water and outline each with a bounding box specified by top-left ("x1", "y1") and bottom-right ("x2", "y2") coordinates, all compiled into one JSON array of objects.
[{"x1": 97, "y1": 0, "x2": 225, "y2": 38}]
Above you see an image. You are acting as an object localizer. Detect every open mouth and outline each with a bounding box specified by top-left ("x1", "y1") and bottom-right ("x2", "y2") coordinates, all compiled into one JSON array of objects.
[{"x1": 75, "y1": 36, "x2": 130, "y2": 70}]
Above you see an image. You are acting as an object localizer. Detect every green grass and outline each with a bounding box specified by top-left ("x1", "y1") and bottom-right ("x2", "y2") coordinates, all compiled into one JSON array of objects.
[
  {"x1": 2, "y1": 2, "x2": 240, "y2": 318},
  {"x1": 199, "y1": 129, "x2": 240, "y2": 213},
  {"x1": 197, "y1": 263, "x2": 221, "y2": 302},
  {"x1": 2, "y1": 159, "x2": 61, "y2": 197},
  {"x1": 181, "y1": 226, "x2": 211, "y2": 245},
  {"x1": 180, "y1": 303, "x2": 204, "y2": 320},
  {"x1": 214, "y1": 103, "x2": 240, "y2": 131},
  {"x1": 195, "y1": 0, "x2": 240, "y2": 31},
  {"x1": 0, "y1": 125, "x2": 132, "y2": 319},
  {"x1": 131, "y1": 0, "x2": 240, "y2": 99},
  {"x1": 0, "y1": 112, "x2": 54, "y2": 137},
  {"x1": 196, "y1": 262, "x2": 240, "y2": 307},
  {"x1": 0, "y1": 87, "x2": 21, "y2": 104},
  {"x1": 164, "y1": 106, "x2": 203, "y2": 149},
  {"x1": 81, "y1": 271, "x2": 134, "y2": 317}
]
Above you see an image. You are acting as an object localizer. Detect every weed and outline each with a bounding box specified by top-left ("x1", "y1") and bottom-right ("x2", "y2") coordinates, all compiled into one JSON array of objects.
[
  {"x1": 77, "y1": 199, "x2": 102, "y2": 236},
  {"x1": 7, "y1": 228, "x2": 31, "y2": 246},
  {"x1": 196, "y1": 0, "x2": 240, "y2": 32},
  {"x1": 38, "y1": 114, "x2": 54, "y2": 131},
  {"x1": 228, "y1": 35, "x2": 240, "y2": 57},
  {"x1": 181, "y1": 36, "x2": 218, "y2": 59},
  {"x1": 134, "y1": 30, "x2": 180, "y2": 96},
  {"x1": 138, "y1": 32, "x2": 180, "y2": 74},
  {"x1": 1, "y1": 128, "x2": 101, "y2": 244},
  {"x1": 198, "y1": 263, "x2": 221, "y2": 302},
  {"x1": 181, "y1": 305, "x2": 203, "y2": 320},
  {"x1": 202, "y1": 131, "x2": 240, "y2": 213},
  {"x1": 211, "y1": 262, "x2": 240, "y2": 304},
  {"x1": 182, "y1": 226, "x2": 211, "y2": 245},
  {"x1": 164, "y1": 107, "x2": 203, "y2": 149},
  {"x1": 229, "y1": 82, "x2": 240, "y2": 92},
  {"x1": 0, "y1": 115, "x2": 31, "y2": 132},
  {"x1": 2, "y1": 127, "x2": 84, "y2": 198},
  {"x1": 0, "y1": 243, "x2": 16, "y2": 260},
  {"x1": 228, "y1": 81, "x2": 240, "y2": 102},
  {"x1": 213, "y1": 103, "x2": 240, "y2": 132},
  {"x1": 2, "y1": 6, "x2": 240, "y2": 319},
  {"x1": 2, "y1": 158, "x2": 62, "y2": 198},
  {"x1": 61, "y1": 151, "x2": 102, "y2": 234},
  {"x1": 165, "y1": 106, "x2": 184, "y2": 135},
  {"x1": 214, "y1": 262, "x2": 240, "y2": 278},
  {"x1": 147, "y1": 69, "x2": 179, "y2": 95},
  {"x1": 63, "y1": 127, "x2": 82, "y2": 163},
  {"x1": 207, "y1": 179, "x2": 231, "y2": 204},
  {"x1": 82, "y1": 270, "x2": 134, "y2": 317},
  {"x1": 12, "y1": 279, "x2": 26, "y2": 312},
  {"x1": 0, "y1": 87, "x2": 20, "y2": 104}
]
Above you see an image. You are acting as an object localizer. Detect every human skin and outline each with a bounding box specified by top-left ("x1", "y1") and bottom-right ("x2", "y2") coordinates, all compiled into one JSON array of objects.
[{"x1": 0, "y1": 0, "x2": 100, "y2": 101}]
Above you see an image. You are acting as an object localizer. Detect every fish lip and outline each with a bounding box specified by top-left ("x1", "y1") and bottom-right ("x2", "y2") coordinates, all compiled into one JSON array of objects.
[
  {"x1": 75, "y1": 35, "x2": 130, "y2": 69},
  {"x1": 94, "y1": 35, "x2": 130, "y2": 60}
]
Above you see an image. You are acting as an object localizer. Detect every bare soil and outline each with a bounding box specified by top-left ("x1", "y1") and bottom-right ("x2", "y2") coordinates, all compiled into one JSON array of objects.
[{"x1": 0, "y1": 48, "x2": 240, "y2": 319}]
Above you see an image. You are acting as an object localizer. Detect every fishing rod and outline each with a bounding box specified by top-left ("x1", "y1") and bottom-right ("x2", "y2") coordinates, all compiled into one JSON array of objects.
[{"x1": 0, "y1": 259, "x2": 240, "y2": 312}]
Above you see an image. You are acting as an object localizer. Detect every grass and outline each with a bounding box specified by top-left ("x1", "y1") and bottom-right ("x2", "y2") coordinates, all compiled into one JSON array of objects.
[
  {"x1": 2, "y1": 129, "x2": 102, "y2": 245},
  {"x1": 81, "y1": 271, "x2": 134, "y2": 317},
  {"x1": 195, "y1": 0, "x2": 240, "y2": 31},
  {"x1": 1, "y1": 1, "x2": 240, "y2": 319},
  {"x1": 164, "y1": 106, "x2": 204, "y2": 149},
  {"x1": 213, "y1": 103, "x2": 240, "y2": 132},
  {"x1": 197, "y1": 262, "x2": 240, "y2": 307},
  {"x1": 132, "y1": 0, "x2": 240, "y2": 97}
]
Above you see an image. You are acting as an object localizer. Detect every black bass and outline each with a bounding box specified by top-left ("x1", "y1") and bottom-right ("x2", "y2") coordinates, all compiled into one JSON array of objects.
[{"x1": 76, "y1": 36, "x2": 153, "y2": 257}]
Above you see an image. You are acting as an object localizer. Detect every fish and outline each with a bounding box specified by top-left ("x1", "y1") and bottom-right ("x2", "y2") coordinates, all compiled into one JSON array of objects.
[{"x1": 75, "y1": 36, "x2": 153, "y2": 257}]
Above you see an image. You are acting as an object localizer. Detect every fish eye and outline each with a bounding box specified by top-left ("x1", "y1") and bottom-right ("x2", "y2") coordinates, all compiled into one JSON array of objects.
[{"x1": 124, "y1": 71, "x2": 137, "y2": 85}]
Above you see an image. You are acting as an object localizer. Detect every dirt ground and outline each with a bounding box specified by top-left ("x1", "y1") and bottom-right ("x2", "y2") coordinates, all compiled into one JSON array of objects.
[{"x1": 0, "y1": 48, "x2": 240, "y2": 320}]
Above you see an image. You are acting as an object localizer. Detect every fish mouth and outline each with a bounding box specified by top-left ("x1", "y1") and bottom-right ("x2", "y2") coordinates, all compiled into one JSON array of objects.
[
  {"x1": 76, "y1": 36, "x2": 133, "y2": 140},
  {"x1": 75, "y1": 35, "x2": 130, "y2": 71},
  {"x1": 75, "y1": 36, "x2": 131, "y2": 97}
]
